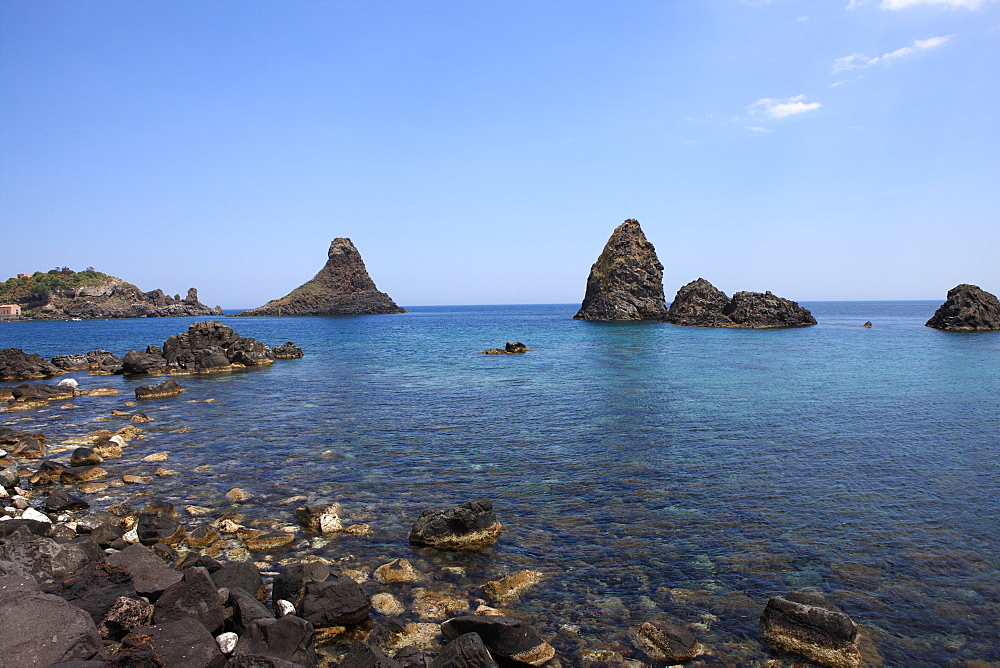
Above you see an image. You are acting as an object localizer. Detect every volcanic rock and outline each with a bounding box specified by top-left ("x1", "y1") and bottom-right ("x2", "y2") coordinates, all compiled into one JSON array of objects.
[
  {"x1": 441, "y1": 615, "x2": 555, "y2": 666},
  {"x1": 574, "y1": 219, "x2": 669, "y2": 321},
  {"x1": 339, "y1": 640, "x2": 402, "y2": 668},
  {"x1": 273, "y1": 342, "x2": 305, "y2": 359},
  {"x1": 630, "y1": 619, "x2": 702, "y2": 664},
  {"x1": 925, "y1": 283, "x2": 1000, "y2": 330},
  {"x1": 272, "y1": 562, "x2": 331, "y2": 609},
  {"x1": 0, "y1": 528, "x2": 103, "y2": 582},
  {"x1": 431, "y1": 632, "x2": 499, "y2": 668},
  {"x1": 233, "y1": 614, "x2": 318, "y2": 666},
  {"x1": 235, "y1": 238, "x2": 405, "y2": 316},
  {"x1": 0, "y1": 348, "x2": 65, "y2": 380},
  {"x1": 121, "y1": 616, "x2": 226, "y2": 668},
  {"x1": 298, "y1": 573, "x2": 371, "y2": 627},
  {"x1": 212, "y1": 562, "x2": 266, "y2": 602},
  {"x1": 104, "y1": 543, "x2": 183, "y2": 599},
  {"x1": 0, "y1": 574, "x2": 105, "y2": 665},
  {"x1": 153, "y1": 566, "x2": 225, "y2": 634},
  {"x1": 122, "y1": 348, "x2": 169, "y2": 375},
  {"x1": 44, "y1": 561, "x2": 136, "y2": 626},
  {"x1": 664, "y1": 278, "x2": 816, "y2": 328},
  {"x1": 760, "y1": 591, "x2": 861, "y2": 668},
  {"x1": 408, "y1": 498, "x2": 502, "y2": 549},
  {"x1": 135, "y1": 379, "x2": 185, "y2": 399}
]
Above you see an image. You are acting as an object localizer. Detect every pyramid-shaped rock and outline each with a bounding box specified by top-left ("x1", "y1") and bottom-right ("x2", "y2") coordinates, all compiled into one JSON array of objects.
[
  {"x1": 236, "y1": 238, "x2": 404, "y2": 316},
  {"x1": 925, "y1": 283, "x2": 1000, "y2": 330},
  {"x1": 574, "y1": 219, "x2": 668, "y2": 321}
]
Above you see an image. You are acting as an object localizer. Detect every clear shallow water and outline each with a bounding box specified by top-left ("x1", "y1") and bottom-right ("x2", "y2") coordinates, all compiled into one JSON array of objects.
[{"x1": 2, "y1": 302, "x2": 999, "y2": 664}]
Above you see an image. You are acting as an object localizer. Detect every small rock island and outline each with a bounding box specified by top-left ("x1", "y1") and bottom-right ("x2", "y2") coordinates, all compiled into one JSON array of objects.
[
  {"x1": 574, "y1": 219, "x2": 669, "y2": 321},
  {"x1": 235, "y1": 238, "x2": 404, "y2": 317},
  {"x1": 664, "y1": 278, "x2": 816, "y2": 328},
  {"x1": 925, "y1": 283, "x2": 1000, "y2": 331}
]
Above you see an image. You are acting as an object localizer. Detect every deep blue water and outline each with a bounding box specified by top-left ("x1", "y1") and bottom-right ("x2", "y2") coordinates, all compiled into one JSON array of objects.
[{"x1": 2, "y1": 302, "x2": 999, "y2": 664}]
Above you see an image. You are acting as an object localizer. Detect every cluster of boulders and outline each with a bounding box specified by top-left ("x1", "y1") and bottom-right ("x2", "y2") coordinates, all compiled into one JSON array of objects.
[
  {"x1": 663, "y1": 278, "x2": 817, "y2": 328},
  {"x1": 1, "y1": 380, "x2": 119, "y2": 411},
  {"x1": 0, "y1": 322, "x2": 303, "y2": 388},
  {"x1": 480, "y1": 342, "x2": 529, "y2": 355}
]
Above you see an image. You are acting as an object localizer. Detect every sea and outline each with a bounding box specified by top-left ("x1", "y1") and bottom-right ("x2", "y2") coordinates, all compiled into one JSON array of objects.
[{"x1": 2, "y1": 301, "x2": 998, "y2": 665}]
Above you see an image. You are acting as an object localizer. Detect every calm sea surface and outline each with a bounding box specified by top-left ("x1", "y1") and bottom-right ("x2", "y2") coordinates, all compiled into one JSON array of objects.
[{"x1": 2, "y1": 302, "x2": 999, "y2": 664}]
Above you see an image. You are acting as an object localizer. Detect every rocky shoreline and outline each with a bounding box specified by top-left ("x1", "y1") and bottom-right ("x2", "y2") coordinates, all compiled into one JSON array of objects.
[{"x1": 0, "y1": 325, "x2": 884, "y2": 667}]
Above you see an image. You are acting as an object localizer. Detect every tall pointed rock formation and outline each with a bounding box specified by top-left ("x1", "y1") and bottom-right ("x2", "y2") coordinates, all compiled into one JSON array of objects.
[
  {"x1": 574, "y1": 219, "x2": 668, "y2": 321},
  {"x1": 236, "y1": 238, "x2": 405, "y2": 316}
]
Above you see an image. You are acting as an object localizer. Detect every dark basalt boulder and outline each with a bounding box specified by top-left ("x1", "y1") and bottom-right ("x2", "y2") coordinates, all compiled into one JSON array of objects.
[
  {"x1": 233, "y1": 615, "x2": 318, "y2": 667},
  {"x1": 52, "y1": 354, "x2": 92, "y2": 370},
  {"x1": 0, "y1": 527, "x2": 103, "y2": 582},
  {"x1": 45, "y1": 488, "x2": 90, "y2": 512},
  {"x1": 574, "y1": 219, "x2": 669, "y2": 321},
  {"x1": 925, "y1": 283, "x2": 1000, "y2": 331},
  {"x1": 87, "y1": 350, "x2": 124, "y2": 374},
  {"x1": 153, "y1": 566, "x2": 225, "y2": 634},
  {"x1": 760, "y1": 591, "x2": 861, "y2": 668},
  {"x1": 121, "y1": 616, "x2": 226, "y2": 668},
  {"x1": 104, "y1": 543, "x2": 183, "y2": 600},
  {"x1": 664, "y1": 278, "x2": 816, "y2": 328},
  {"x1": 481, "y1": 341, "x2": 530, "y2": 355},
  {"x1": 227, "y1": 586, "x2": 275, "y2": 635},
  {"x1": 408, "y1": 498, "x2": 502, "y2": 549},
  {"x1": 298, "y1": 574, "x2": 371, "y2": 627},
  {"x1": 273, "y1": 342, "x2": 305, "y2": 359},
  {"x1": 71, "y1": 447, "x2": 103, "y2": 466},
  {"x1": 431, "y1": 632, "x2": 499, "y2": 668},
  {"x1": 0, "y1": 348, "x2": 65, "y2": 380},
  {"x1": 272, "y1": 562, "x2": 331, "y2": 609},
  {"x1": 43, "y1": 562, "x2": 136, "y2": 626},
  {"x1": 135, "y1": 380, "x2": 185, "y2": 399},
  {"x1": 212, "y1": 562, "x2": 266, "y2": 602},
  {"x1": 122, "y1": 348, "x2": 169, "y2": 375},
  {"x1": 136, "y1": 511, "x2": 184, "y2": 546},
  {"x1": 235, "y1": 238, "x2": 405, "y2": 317},
  {"x1": 339, "y1": 640, "x2": 402, "y2": 668},
  {"x1": 441, "y1": 615, "x2": 555, "y2": 666},
  {"x1": 0, "y1": 574, "x2": 105, "y2": 665},
  {"x1": 7, "y1": 383, "x2": 76, "y2": 410}
]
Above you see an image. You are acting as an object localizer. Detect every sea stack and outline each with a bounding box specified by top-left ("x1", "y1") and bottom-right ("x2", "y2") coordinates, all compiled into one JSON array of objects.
[
  {"x1": 574, "y1": 219, "x2": 668, "y2": 321},
  {"x1": 925, "y1": 284, "x2": 1000, "y2": 331},
  {"x1": 236, "y1": 238, "x2": 404, "y2": 317},
  {"x1": 664, "y1": 278, "x2": 816, "y2": 328}
]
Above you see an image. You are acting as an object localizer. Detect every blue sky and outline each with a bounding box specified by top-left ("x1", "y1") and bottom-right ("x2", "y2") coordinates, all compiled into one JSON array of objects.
[{"x1": 2, "y1": 0, "x2": 997, "y2": 307}]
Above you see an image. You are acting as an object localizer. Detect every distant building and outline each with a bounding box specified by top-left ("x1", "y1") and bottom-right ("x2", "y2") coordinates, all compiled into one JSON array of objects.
[
  {"x1": 0, "y1": 304, "x2": 22, "y2": 317},
  {"x1": 16, "y1": 273, "x2": 31, "y2": 278}
]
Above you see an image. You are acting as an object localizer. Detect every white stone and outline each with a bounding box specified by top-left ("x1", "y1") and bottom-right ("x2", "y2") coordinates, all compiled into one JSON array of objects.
[
  {"x1": 109, "y1": 435, "x2": 127, "y2": 448},
  {"x1": 21, "y1": 507, "x2": 51, "y2": 523},
  {"x1": 57, "y1": 514, "x2": 71, "y2": 523},
  {"x1": 319, "y1": 513, "x2": 343, "y2": 534},
  {"x1": 58, "y1": 378, "x2": 79, "y2": 388},
  {"x1": 0, "y1": 486, "x2": 8, "y2": 499},
  {"x1": 215, "y1": 632, "x2": 238, "y2": 654},
  {"x1": 0, "y1": 448, "x2": 7, "y2": 457},
  {"x1": 123, "y1": 528, "x2": 139, "y2": 543},
  {"x1": 276, "y1": 600, "x2": 295, "y2": 617}
]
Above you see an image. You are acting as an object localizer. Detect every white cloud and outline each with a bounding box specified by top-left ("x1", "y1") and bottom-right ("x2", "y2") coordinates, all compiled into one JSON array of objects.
[
  {"x1": 747, "y1": 94, "x2": 822, "y2": 119},
  {"x1": 746, "y1": 126, "x2": 774, "y2": 134},
  {"x1": 882, "y1": 0, "x2": 987, "y2": 8},
  {"x1": 832, "y1": 34, "x2": 952, "y2": 71}
]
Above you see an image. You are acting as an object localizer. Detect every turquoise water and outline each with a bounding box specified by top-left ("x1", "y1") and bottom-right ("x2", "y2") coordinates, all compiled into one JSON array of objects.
[{"x1": 2, "y1": 302, "x2": 999, "y2": 664}]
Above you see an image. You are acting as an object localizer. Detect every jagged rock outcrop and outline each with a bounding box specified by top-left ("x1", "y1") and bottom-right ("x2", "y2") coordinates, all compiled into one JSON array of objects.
[
  {"x1": 235, "y1": 238, "x2": 404, "y2": 317},
  {"x1": 0, "y1": 268, "x2": 223, "y2": 320},
  {"x1": 0, "y1": 348, "x2": 65, "y2": 381},
  {"x1": 574, "y1": 219, "x2": 669, "y2": 321},
  {"x1": 664, "y1": 278, "x2": 816, "y2": 328},
  {"x1": 925, "y1": 284, "x2": 1000, "y2": 331},
  {"x1": 121, "y1": 321, "x2": 292, "y2": 375},
  {"x1": 760, "y1": 591, "x2": 862, "y2": 668}
]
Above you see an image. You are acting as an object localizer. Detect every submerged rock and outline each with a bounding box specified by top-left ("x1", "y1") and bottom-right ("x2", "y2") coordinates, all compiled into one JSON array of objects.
[
  {"x1": 760, "y1": 591, "x2": 861, "y2": 668},
  {"x1": 664, "y1": 278, "x2": 816, "y2": 328},
  {"x1": 574, "y1": 219, "x2": 669, "y2": 321},
  {"x1": 408, "y1": 498, "x2": 502, "y2": 550},
  {"x1": 236, "y1": 238, "x2": 405, "y2": 316},
  {"x1": 925, "y1": 283, "x2": 1000, "y2": 331},
  {"x1": 441, "y1": 615, "x2": 555, "y2": 666},
  {"x1": 630, "y1": 619, "x2": 702, "y2": 664}
]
